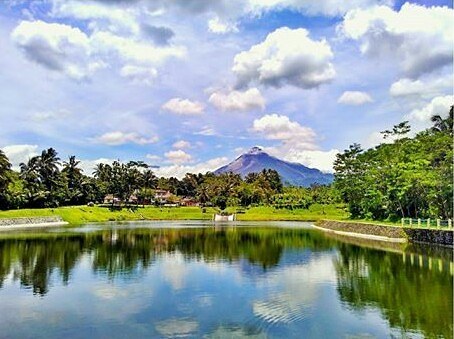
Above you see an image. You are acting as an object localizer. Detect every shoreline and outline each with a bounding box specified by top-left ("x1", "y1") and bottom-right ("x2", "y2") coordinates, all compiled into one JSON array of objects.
[
  {"x1": 315, "y1": 220, "x2": 453, "y2": 247},
  {"x1": 312, "y1": 224, "x2": 407, "y2": 243}
]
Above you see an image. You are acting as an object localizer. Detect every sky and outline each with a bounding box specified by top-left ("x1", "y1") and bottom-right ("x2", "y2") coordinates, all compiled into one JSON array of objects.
[{"x1": 0, "y1": 0, "x2": 452, "y2": 177}]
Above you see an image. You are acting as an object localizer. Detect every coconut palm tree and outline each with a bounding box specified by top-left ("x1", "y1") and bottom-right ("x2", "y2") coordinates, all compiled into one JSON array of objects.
[
  {"x1": 431, "y1": 105, "x2": 453, "y2": 134},
  {"x1": 62, "y1": 156, "x2": 82, "y2": 189}
]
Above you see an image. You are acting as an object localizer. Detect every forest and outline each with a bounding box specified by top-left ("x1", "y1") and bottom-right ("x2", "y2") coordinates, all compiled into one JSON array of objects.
[
  {"x1": 334, "y1": 106, "x2": 453, "y2": 220},
  {"x1": 0, "y1": 106, "x2": 452, "y2": 221}
]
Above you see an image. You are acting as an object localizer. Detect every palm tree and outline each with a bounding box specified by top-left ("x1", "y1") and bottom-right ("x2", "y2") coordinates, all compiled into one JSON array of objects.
[
  {"x1": 431, "y1": 105, "x2": 453, "y2": 133},
  {"x1": 38, "y1": 148, "x2": 61, "y2": 191},
  {"x1": 63, "y1": 156, "x2": 82, "y2": 189},
  {"x1": 143, "y1": 169, "x2": 158, "y2": 189}
]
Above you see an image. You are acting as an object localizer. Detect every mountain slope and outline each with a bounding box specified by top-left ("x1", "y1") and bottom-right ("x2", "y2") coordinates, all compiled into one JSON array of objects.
[{"x1": 214, "y1": 147, "x2": 333, "y2": 187}]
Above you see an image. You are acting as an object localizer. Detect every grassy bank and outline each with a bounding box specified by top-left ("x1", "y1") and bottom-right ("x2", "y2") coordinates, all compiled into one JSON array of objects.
[{"x1": 0, "y1": 204, "x2": 348, "y2": 225}]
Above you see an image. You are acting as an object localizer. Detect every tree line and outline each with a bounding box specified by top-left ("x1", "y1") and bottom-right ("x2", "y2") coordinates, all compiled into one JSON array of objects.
[
  {"x1": 334, "y1": 106, "x2": 453, "y2": 220},
  {"x1": 1, "y1": 106, "x2": 450, "y2": 219},
  {"x1": 0, "y1": 149, "x2": 337, "y2": 210}
]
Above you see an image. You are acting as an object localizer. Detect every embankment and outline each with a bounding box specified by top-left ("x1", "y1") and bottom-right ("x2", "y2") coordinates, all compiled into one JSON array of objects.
[
  {"x1": 0, "y1": 216, "x2": 68, "y2": 230},
  {"x1": 315, "y1": 220, "x2": 453, "y2": 246}
]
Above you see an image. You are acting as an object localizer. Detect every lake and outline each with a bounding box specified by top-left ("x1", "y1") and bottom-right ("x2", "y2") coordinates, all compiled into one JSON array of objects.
[{"x1": 0, "y1": 221, "x2": 452, "y2": 338}]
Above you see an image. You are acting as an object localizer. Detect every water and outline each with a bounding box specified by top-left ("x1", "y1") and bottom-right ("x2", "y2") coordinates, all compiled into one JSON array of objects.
[{"x1": 0, "y1": 221, "x2": 452, "y2": 338}]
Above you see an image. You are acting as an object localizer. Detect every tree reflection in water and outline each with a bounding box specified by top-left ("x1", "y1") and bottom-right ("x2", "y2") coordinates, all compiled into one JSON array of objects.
[
  {"x1": 0, "y1": 226, "x2": 451, "y2": 338},
  {"x1": 334, "y1": 243, "x2": 453, "y2": 339},
  {"x1": 0, "y1": 227, "x2": 332, "y2": 294}
]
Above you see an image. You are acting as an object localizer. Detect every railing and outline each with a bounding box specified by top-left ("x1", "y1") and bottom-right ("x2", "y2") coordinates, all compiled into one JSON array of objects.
[{"x1": 401, "y1": 218, "x2": 453, "y2": 229}]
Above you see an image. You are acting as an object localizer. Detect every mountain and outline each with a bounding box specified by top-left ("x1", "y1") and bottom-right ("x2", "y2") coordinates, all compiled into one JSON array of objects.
[{"x1": 214, "y1": 147, "x2": 334, "y2": 187}]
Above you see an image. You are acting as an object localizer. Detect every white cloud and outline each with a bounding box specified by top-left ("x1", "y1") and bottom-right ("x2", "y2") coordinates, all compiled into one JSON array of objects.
[
  {"x1": 172, "y1": 140, "x2": 191, "y2": 149},
  {"x1": 339, "y1": 3, "x2": 454, "y2": 78},
  {"x1": 154, "y1": 156, "x2": 228, "y2": 178},
  {"x1": 11, "y1": 20, "x2": 102, "y2": 80},
  {"x1": 91, "y1": 30, "x2": 186, "y2": 66},
  {"x1": 11, "y1": 19, "x2": 185, "y2": 82},
  {"x1": 405, "y1": 95, "x2": 453, "y2": 123},
  {"x1": 233, "y1": 27, "x2": 335, "y2": 88},
  {"x1": 29, "y1": 109, "x2": 71, "y2": 122},
  {"x1": 251, "y1": 114, "x2": 339, "y2": 172},
  {"x1": 246, "y1": 0, "x2": 393, "y2": 17},
  {"x1": 164, "y1": 149, "x2": 192, "y2": 164},
  {"x1": 208, "y1": 16, "x2": 238, "y2": 34},
  {"x1": 50, "y1": 0, "x2": 140, "y2": 35},
  {"x1": 120, "y1": 65, "x2": 157, "y2": 85},
  {"x1": 365, "y1": 131, "x2": 398, "y2": 148},
  {"x1": 337, "y1": 91, "x2": 373, "y2": 105},
  {"x1": 251, "y1": 114, "x2": 317, "y2": 149},
  {"x1": 78, "y1": 157, "x2": 115, "y2": 175},
  {"x1": 389, "y1": 76, "x2": 452, "y2": 97},
  {"x1": 283, "y1": 149, "x2": 340, "y2": 173},
  {"x1": 162, "y1": 98, "x2": 204, "y2": 115},
  {"x1": 94, "y1": 131, "x2": 159, "y2": 145},
  {"x1": 1, "y1": 144, "x2": 38, "y2": 169},
  {"x1": 208, "y1": 87, "x2": 265, "y2": 112}
]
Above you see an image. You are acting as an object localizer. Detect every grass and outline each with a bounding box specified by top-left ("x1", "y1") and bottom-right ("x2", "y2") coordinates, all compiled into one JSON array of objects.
[{"x1": 0, "y1": 204, "x2": 349, "y2": 225}]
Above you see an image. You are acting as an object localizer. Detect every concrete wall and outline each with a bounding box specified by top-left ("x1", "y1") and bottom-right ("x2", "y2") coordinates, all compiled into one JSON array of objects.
[
  {"x1": 0, "y1": 216, "x2": 65, "y2": 227},
  {"x1": 317, "y1": 220, "x2": 453, "y2": 246}
]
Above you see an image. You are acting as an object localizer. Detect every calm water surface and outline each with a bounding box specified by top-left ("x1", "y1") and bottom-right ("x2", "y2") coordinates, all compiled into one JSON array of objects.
[{"x1": 0, "y1": 221, "x2": 452, "y2": 338}]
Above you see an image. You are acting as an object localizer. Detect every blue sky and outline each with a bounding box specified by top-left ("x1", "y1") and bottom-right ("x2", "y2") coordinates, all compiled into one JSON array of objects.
[{"x1": 0, "y1": 0, "x2": 452, "y2": 176}]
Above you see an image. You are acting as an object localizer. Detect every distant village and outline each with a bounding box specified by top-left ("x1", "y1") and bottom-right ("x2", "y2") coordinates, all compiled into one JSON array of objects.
[{"x1": 103, "y1": 189, "x2": 201, "y2": 208}]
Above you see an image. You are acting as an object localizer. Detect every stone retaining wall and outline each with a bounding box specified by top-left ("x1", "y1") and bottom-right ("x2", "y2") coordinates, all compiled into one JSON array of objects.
[
  {"x1": 0, "y1": 216, "x2": 65, "y2": 227},
  {"x1": 317, "y1": 220, "x2": 453, "y2": 246},
  {"x1": 317, "y1": 220, "x2": 406, "y2": 239},
  {"x1": 404, "y1": 228, "x2": 453, "y2": 247}
]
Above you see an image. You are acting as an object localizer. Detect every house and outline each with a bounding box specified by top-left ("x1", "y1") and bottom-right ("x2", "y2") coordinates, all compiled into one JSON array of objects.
[
  {"x1": 103, "y1": 194, "x2": 121, "y2": 205},
  {"x1": 127, "y1": 194, "x2": 138, "y2": 204},
  {"x1": 154, "y1": 189, "x2": 172, "y2": 203},
  {"x1": 180, "y1": 197, "x2": 199, "y2": 207}
]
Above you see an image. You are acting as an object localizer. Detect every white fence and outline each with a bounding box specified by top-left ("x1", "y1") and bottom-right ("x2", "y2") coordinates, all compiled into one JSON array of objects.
[{"x1": 401, "y1": 218, "x2": 453, "y2": 229}]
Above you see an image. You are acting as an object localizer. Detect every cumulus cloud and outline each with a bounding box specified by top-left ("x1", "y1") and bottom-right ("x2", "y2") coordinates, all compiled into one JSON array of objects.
[
  {"x1": 405, "y1": 95, "x2": 453, "y2": 123},
  {"x1": 283, "y1": 149, "x2": 340, "y2": 173},
  {"x1": 251, "y1": 114, "x2": 317, "y2": 149},
  {"x1": 78, "y1": 157, "x2": 116, "y2": 175},
  {"x1": 51, "y1": 0, "x2": 140, "y2": 34},
  {"x1": 94, "y1": 131, "x2": 159, "y2": 145},
  {"x1": 337, "y1": 91, "x2": 373, "y2": 105},
  {"x1": 11, "y1": 19, "x2": 185, "y2": 82},
  {"x1": 162, "y1": 98, "x2": 204, "y2": 115},
  {"x1": 164, "y1": 149, "x2": 192, "y2": 164},
  {"x1": 1, "y1": 144, "x2": 39, "y2": 169},
  {"x1": 251, "y1": 114, "x2": 339, "y2": 172},
  {"x1": 208, "y1": 87, "x2": 265, "y2": 112},
  {"x1": 389, "y1": 76, "x2": 452, "y2": 97},
  {"x1": 11, "y1": 20, "x2": 103, "y2": 80},
  {"x1": 208, "y1": 17, "x2": 238, "y2": 34},
  {"x1": 339, "y1": 3, "x2": 453, "y2": 78},
  {"x1": 172, "y1": 140, "x2": 191, "y2": 149},
  {"x1": 154, "y1": 157, "x2": 228, "y2": 178},
  {"x1": 233, "y1": 27, "x2": 335, "y2": 89}
]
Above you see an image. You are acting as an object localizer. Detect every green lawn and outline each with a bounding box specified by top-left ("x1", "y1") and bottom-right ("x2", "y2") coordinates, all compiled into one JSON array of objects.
[{"x1": 0, "y1": 204, "x2": 349, "y2": 225}]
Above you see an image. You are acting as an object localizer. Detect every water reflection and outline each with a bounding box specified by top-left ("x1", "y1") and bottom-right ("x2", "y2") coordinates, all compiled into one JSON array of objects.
[{"x1": 0, "y1": 224, "x2": 451, "y2": 338}]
